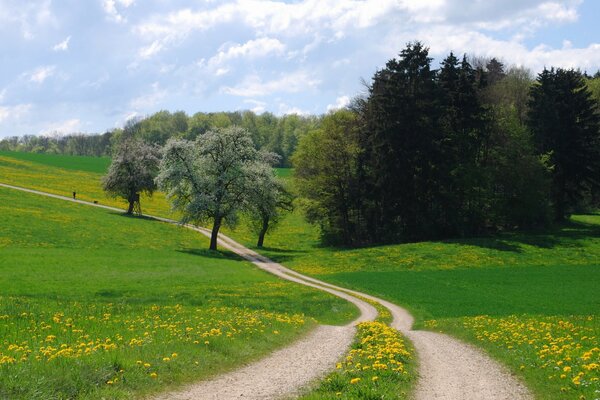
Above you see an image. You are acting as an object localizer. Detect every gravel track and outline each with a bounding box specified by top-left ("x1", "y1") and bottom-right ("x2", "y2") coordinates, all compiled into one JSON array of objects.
[{"x1": 1, "y1": 182, "x2": 533, "y2": 400}]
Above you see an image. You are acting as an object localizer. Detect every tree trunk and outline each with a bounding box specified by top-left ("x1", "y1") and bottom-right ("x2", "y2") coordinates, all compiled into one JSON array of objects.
[
  {"x1": 554, "y1": 173, "x2": 567, "y2": 222},
  {"x1": 257, "y1": 217, "x2": 269, "y2": 248},
  {"x1": 126, "y1": 200, "x2": 134, "y2": 214},
  {"x1": 210, "y1": 216, "x2": 222, "y2": 251}
]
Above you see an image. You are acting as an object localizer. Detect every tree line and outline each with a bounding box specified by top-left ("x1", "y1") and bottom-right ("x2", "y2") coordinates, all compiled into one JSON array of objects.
[
  {"x1": 0, "y1": 111, "x2": 319, "y2": 167},
  {"x1": 294, "y1": 42, "x2": 600, "y2": 246},
  {"x1": 5, "y1": 41, "x2": 600, "y2": 250}
]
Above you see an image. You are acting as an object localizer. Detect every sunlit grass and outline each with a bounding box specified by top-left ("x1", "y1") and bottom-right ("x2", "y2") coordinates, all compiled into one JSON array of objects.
[
  {"x1": 0, "y1": 187, "x2": 357, "y2": 399},
  {"x1": 2, "y1": 151, "x2": 599, "y2": 399},
  {"x1": 425, "y1": 315, "x2": 599, "y2": 400}
]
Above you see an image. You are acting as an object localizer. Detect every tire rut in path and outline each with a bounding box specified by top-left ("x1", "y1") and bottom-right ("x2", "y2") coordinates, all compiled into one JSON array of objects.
[{"x1": 1, "y1": 183, "x2": 533, "y2": 400}]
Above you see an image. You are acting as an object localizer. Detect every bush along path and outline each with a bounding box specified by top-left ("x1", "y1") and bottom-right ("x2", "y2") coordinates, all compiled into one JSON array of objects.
[{"x1": 1, "y1": 182, "x2": 533, "y2": 399}]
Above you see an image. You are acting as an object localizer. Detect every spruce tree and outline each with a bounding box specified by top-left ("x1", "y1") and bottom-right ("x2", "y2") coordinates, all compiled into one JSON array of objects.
[{"x1": 528, "y1": 68, "x2": 600, "y2": 221}]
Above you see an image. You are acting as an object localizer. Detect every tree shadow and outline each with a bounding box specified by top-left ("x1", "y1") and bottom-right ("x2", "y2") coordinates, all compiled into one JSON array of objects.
[
  {"x1": 257, "y1": 246, "x2": 307, "y2": 254},
  {"x1": 176, "y1": 248, "x2": 243, "y2": 261},
  {"x1": 447, "y1": 217, "x2": 600, "y2": 252},
  {"x1": 304, "y1": 214, "x2": 600, "y2": 255},
  {"x1": 110, "y1": 212, "x2": 156, "y2": 222}
]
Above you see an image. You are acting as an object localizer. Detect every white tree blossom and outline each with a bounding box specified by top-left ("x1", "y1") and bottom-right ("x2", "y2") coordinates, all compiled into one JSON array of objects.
[
  {"x1": 102, "y1": 139, "x2": 160, "y2": 215},
  {"x1": 157, "y1": 126, "x2": 274, "y2": 250}
]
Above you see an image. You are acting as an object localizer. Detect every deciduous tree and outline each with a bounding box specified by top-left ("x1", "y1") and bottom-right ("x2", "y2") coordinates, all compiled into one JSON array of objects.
[
  {"x1": 246, "y1": 156, "x2": 293, "y2": 247},
  {"x1": 102, "y1": 139, "x2": 160, "y2": 215},
  {"x1": 156, "y1": 126, "x2": 270, "y2": 250}
]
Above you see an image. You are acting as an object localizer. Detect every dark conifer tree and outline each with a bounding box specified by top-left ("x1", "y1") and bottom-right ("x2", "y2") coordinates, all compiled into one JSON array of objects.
[
  {"x1": 528, "y1": 68, "x2": 600, "y2": 221},
  {"x1": 486, "y1": 58, "x2": 506, "y2": 86},
  {"x1": 362, "y1": 42, "x2": 443, "y2": 241}
]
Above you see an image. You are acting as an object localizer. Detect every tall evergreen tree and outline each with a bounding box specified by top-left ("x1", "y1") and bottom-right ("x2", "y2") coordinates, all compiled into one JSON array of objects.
[
  {"x1": 362, "y1": 42, "x2": 443, "y2": 241},
  {"x1": 486, "y1": 58, "x2": 506, "y2": 86},
  {"x1": 437, "y1": 54, "x2": 488, "y2": 234},
  {"x1": 528, "y1": 68, "x2": 600, "y2": 221}
]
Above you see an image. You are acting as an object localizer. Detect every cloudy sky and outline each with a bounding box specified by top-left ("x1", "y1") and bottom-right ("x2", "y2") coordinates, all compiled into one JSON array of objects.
[{"x1": 0, "y1": 0, "x2": 599, "y2": 138}]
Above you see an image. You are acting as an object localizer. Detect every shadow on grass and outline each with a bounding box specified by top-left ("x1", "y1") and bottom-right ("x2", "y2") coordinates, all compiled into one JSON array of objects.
[
  {"x1": 448, "y1": 217, "x2": 600, "y2": 252},
  {"x1": 301, "y1": 214, "x2": 600, "y2": 256},
  {"x1": 176, "y1": 248, "x2": 242, "y2": 261}
]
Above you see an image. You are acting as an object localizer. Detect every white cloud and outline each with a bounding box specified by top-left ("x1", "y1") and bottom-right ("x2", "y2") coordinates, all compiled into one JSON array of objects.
[
  {"x1": 243, "y1": 99, "x2": 267, "y2": 114},
  {"x1": 138, "y1": 40, "x2": 163, "y2": 59},
  {"x1": 133, "y1": 0, "x2": 400, "y2": 56},
  {"x1": 129, "y1": 82, "x2": 167, "y2": 110},
  {"x1": 0, "y1": 0, "x2": 56, "y2": 39},
  {"x1": 221, "y1": 70, "x2": 320, "y2": 97},
  {"x1": 27, "y1": 65, "x2": 56, "y2": 84},
  {"x1": 0, "y1": 104, "x2": 32, "y2": 123},
  {"x1": 278, "y1": 103, "x2": 308, "y2": 116},
  {"x1": 0, "y1": 88, "x2": 6, "y2": 103},
  {"x1": 131, "y1": 0, "x2": 594, "y2": 72},
  {"x1": 403, "y1": 25, "x2": 600, "y2": 72},
  {"x1": 39, "y1": 119, "x2": 82, "y2": 136},
  {"x1": 215, "y1": 68, "x2": 229, "y2": 76},
  {"x1": 537, "y1": 1, "x2": 580, "y2": 22},
  {"x1": 207, "y1": 38, "x2": 285, "y2": 68},
  {"x1": 52, "y1": 36, "x2": 71, "y2": 51},
  {"x1": 102, "y1": 0, "x2": 134, "y2": 23},
  {"x1": 327, "y1": 95, "x2": 351, "y2": 112}
]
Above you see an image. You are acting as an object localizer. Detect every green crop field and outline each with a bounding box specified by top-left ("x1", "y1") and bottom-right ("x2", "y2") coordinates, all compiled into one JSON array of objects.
[
  {"x1": 1, "y1": 151, "x2": 598, "y2": 399},
  {"x1": 0, "y1": 186, "x2": 357, "y2": 399}
]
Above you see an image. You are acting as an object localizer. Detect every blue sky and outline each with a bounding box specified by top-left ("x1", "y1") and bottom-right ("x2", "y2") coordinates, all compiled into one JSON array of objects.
[{"x1": 0, "y1": 0, "x2": 599, "y2": 138}]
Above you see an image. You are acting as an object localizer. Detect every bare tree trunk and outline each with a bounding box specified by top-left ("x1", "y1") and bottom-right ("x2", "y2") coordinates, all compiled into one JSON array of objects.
[
  {"x1": 257, "y1": 217, "x2": 269, "y2": 248},
  {"x1": 210, "y1": 216, "x2": 222, "y2": 250}
]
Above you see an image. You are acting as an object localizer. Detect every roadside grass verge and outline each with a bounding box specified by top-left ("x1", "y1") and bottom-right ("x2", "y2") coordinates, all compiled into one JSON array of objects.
[
  {"x1": 0, "y1": 187, "x2": 357, "y2": 399},
  {"x1": 424, "y1": 316, "x2": 599, "y2": 400},
  {"x1": 300, "y1": 298, "x2": 415, "y2": 399},
  {"x1": 299, "y1": 321, "x2": 415, "y2": 400}
]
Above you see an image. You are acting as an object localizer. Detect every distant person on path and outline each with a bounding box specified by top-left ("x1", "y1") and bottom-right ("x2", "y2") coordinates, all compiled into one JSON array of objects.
[{"x1": 73, "y1": 191, "x2": 76, "y2": 200}]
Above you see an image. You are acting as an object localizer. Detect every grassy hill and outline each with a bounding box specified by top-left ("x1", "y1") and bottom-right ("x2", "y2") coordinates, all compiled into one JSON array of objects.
[
  {"x1": 0, "y1": 186, "x2": 356, "y2": 399},
  {"x1": 232, "y1": 208, "x2": 600, "y2": 399},
  {"x1": 1, "y1": 150, "x2": 598, "y2": 399}
]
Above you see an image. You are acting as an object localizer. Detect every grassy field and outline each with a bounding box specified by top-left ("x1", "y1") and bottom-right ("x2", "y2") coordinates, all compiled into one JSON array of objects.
[
  {"x1": 1, "y1": 151, "x2": 598, "y2": 399},
  {"x1": 231, "y1": 210, "x2": 600, "y2": 399},
  {"x1": 0, "y1": 186, "x2": 357, "y2": 399},
  {"x1": 0, "y1": 151, "x2": 111, "y2": 173}
]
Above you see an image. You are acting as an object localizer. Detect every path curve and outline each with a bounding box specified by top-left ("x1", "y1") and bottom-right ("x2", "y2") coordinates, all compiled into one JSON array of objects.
[{"x1": 1, "y1": 183, "x2": 532, "y2": 400}]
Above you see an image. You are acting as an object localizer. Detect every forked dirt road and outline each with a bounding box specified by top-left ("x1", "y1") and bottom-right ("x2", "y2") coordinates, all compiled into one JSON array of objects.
[{"x1": 1, "y1": 182, "x2": 532, "y2": 400}]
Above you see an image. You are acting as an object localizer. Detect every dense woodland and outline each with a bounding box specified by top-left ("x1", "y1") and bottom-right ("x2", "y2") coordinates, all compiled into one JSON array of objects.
[
  {"x1": 3, "y1": 42, "x2": 600, "y2": 247},
  {"x1": 0, "y1": 111, "x2": 319, "y2": 167},
  {"x1": 294, "y1": 43, "x2": 600, "y2": 245}
]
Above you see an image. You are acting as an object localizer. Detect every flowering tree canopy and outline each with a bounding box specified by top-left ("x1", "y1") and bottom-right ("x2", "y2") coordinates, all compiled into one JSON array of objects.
[
  {"x1": 102, "y1": 139, "x2": 160, "y2": 215},
  {"x1": 157, "y1": 126, "x2": 278, "y2": 250}
]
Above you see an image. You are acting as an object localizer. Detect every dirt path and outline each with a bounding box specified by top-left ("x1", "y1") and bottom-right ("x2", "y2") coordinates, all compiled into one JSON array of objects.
[{"x1": 1, "y1": 182, "x2": 532, "y2": 399}]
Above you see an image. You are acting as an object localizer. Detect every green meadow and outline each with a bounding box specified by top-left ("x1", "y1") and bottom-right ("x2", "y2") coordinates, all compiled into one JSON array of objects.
[
  {"x1": 231, "y1": 200, "x2": 600, "y2": 399},
  {"x1": 1, "y1": 150, "x2": 598, "y2": 399},
  {"x1": 0, "y1": 151, "x2": 111, "y2": 174},
  {"x1": 0, "y1": 185, "x2": 356, "y2": 399}
]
